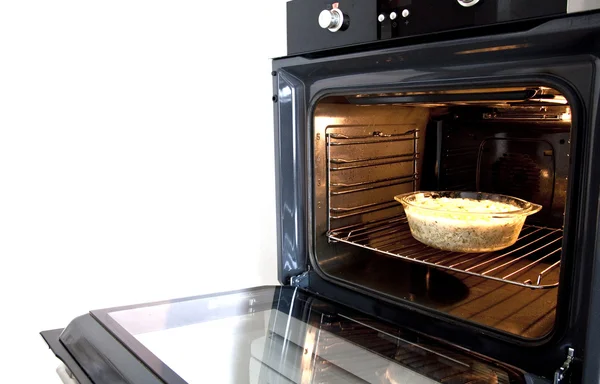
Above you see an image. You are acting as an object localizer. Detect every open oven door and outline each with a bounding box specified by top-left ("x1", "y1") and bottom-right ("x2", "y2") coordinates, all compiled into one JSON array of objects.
[{"x1": 42, "y1": 286, "x2": 543, "y2": 384}]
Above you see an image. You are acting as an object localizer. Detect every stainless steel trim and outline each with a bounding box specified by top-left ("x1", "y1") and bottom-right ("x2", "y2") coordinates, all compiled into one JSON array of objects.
[
  {"x1": 318, "y1": 9, "x2": 335, "y2": 29},
  {"x1": 318, "y1": 8, "x2": 344, "y2": 32},
  {"x1": 328, "y1": 8, "x2": 344, "y2": 32},
  {"x1": 457, "y1": 0, "x2": 480, "y2": 7},
  {"x1": 568, "y1": 0, "x2": 600, "y2": 13}
]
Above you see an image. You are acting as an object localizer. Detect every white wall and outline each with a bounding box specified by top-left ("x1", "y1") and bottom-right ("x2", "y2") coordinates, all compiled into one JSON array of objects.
[{"x1": 0, "y1": 1, "x2": 286, "y2": 382}]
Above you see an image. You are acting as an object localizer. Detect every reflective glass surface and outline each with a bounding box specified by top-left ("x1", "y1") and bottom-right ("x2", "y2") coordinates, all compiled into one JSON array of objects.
[{"x1": 92, "y1": 286, "x2": 520, "y2": 384}]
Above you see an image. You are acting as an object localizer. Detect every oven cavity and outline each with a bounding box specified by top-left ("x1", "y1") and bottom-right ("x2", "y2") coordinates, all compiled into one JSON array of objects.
[{"x1": 313, "y1": 86, "x2": 572, "y2": 338}]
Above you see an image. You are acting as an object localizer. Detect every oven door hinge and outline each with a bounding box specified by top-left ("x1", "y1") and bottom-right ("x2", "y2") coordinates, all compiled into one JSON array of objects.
[
  {"x1": 554, "y1": 348, "x2": 575, "y2": 384},
  {"x1": 290, "y1": 271, "x2": 310, "y2": 288}
]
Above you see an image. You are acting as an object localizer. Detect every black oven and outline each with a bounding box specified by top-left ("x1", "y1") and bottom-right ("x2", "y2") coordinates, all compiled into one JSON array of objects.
[{"x1": 42, "y1": 1, "x2": 600, "y2": 383}]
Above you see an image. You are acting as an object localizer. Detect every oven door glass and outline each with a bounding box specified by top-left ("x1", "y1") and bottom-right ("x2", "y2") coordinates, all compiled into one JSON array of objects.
[{"x1": 53, "y1": 286, "x2": 527, "y2": 384}]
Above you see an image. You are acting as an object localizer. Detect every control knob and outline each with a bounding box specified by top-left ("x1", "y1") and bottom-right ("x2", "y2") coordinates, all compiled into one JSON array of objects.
[
  {"x1": 457, "y1": 0, "x2": 480, "y2": 7},
  {"x1": 318, "y1": 8, "x2": 344, "y2": 32}
]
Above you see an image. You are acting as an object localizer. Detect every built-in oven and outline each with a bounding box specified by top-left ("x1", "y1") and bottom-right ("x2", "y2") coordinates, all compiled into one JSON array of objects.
[{"x1": 42, "y1": 1, "x2": 600, "y2": 383}]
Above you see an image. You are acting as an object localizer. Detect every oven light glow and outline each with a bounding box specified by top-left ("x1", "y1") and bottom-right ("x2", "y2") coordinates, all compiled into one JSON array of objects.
[
  {"x1": 561, "y1": 107, "x2": 572, "y2": 122},
  {"x1": 542, "y1": 170, "x2": 550, "y2": 178}
]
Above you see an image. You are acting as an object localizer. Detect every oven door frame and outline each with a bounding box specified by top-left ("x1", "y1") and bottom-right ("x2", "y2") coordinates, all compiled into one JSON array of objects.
[
  {"x1": 272, "y1": 12, "x2": 600, "y2": 380},
  {"x1": 307, "y1": 75, "x2": 579, "y2": 341}
]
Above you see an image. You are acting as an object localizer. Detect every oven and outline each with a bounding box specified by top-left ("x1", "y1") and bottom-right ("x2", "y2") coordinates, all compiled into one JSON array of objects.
[
  {"x1": 274, "y1": 0, "x2": 600, "y2": 381},
  {"x1": 42, "y1": 1, "x2": 600, "y2": 383}
]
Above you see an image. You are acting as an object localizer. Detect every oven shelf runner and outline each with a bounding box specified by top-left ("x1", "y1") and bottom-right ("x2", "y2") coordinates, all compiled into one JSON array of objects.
[{"x1": 327, "y1": 214, "x2": 562, "y2": 290}]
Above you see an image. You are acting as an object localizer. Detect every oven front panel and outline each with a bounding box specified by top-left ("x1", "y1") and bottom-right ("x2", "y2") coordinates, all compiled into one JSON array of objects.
[
  {"x1": 286, "y1": 0, "x2": 567, "y2": 55},
  {"x1": 273, "y1": 12, "x2": 600, "y2": 380}
]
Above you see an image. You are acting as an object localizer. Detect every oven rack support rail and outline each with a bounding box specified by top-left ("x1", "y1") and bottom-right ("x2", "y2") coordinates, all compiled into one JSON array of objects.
[{"x1": 327, "y1": 214, "x2": 562, "y2": 289}]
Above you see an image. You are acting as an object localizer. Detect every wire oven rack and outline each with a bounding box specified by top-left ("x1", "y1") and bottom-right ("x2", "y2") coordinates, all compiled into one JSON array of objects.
[{"x1": 327, "y1": 214, "x2": 562, "y2": 289}]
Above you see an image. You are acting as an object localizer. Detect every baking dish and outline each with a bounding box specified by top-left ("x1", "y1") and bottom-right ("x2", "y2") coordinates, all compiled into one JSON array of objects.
[{"x1": 394, "y1": 191, "x2": 542, "y2": 253}]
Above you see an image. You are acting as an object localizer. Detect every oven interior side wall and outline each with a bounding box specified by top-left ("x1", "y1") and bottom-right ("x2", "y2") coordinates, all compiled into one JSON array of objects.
[
  {"x1": 313, "y1": 90, "x2": 571, "y2": 339},
  {"x1": 319, "y1": 104, "x2": 430, "y2": 231}
]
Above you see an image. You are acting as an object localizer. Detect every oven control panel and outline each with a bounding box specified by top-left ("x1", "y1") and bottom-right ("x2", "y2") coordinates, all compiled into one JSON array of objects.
[
  {"x1": 286, "y1": 0, "x2": 567, "y2": 55},
  {"x1": 376, "y1": 0, "x2": 566, "y2": 41}
]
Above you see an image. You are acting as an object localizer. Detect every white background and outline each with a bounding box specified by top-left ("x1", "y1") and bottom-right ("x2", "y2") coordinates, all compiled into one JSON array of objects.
[{"x1": 0, "y1": 1, "x2": 286, "y2": 382}]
